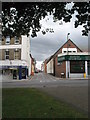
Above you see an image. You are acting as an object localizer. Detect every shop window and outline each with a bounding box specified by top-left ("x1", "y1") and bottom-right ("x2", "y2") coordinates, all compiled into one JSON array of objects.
[
  {"x1": 14, "y1": 36, "x2": 19, "y2": 44},
  {"x1": 0, "y1": 34, "x2": 2, "y2": 45},
  {"x1": 5, "y1": 50, "x2": 9, "y2": 59},
  {"x1": 87, "y1": 61, "x2": 90, "y2": 75},
  {"x1": 70, "y1": 61, "x2": 85, "y2": 73},
  {"x1": 6, "y1": 36, "x2": 10, "y2": 44},
  {"x1": 14, "y1": 49, "x2": 19, "y2": 59}
]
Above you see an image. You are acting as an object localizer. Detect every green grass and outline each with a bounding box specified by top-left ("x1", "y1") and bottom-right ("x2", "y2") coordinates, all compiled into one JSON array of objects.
[{"x1": 2, "y1": 88, "x2": 88, "y2": 118}]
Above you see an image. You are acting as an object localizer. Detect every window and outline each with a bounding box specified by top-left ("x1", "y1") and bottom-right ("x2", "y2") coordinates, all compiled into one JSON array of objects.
[
  {"x1": 70, "y1": 61, "x2": 85, "y2": 73},
  {"x1": 73, "y1": 51, "x2": 76, "y2": 53},
  {"x1": 64, "y1": 51, "x2": 66, "y2": 53},
  {"x1": 6, "y1": 36, "x2": 10, "y2": 44},
  {"x1": 0, "y1": 34, "x2": 2, "y2": 45},
  {"x1": 14, "y1": 36, "x2": 19, "y2": 44},
  {"x1": 57, "y1": 62, "x2": 62, "y2": 66},
  {"x1": 5, "y1": 50, "x2": 9, "y2": 59},
  {"x1": 14, "y1": 49, "x2": 19, "y2": 59},
  {"x1": 68, "y1": 51, "x2": 72, "y2": 53}
]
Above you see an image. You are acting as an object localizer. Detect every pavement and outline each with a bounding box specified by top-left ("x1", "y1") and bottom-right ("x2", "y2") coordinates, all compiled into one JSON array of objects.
[{"x1": 1, "y1": 73, "x2": 89, "y2": 115}]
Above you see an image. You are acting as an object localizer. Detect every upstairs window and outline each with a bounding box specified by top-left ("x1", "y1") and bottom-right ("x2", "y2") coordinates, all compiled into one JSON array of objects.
[
  {"x1": 73, "y1": 51, "x2": 76, "y2": 53},
  {"x1": 5, "y1": 50, "x2": 9, "y2": 59},
  {"x1": 64, "y1": 51, "x2": 66, "y2": 53},
  {"x1": 14, "y1": 49, "x2": 19, "y2": 59},
  {"x1": 68, "y1": 51, "x2": 72, "y2": 53},
  {"x1": 14, "y1": 36, "x2": 19, "y2": 44},
  {"x1": 6, "y1": 36, "x2": 10, "y2": 44}
]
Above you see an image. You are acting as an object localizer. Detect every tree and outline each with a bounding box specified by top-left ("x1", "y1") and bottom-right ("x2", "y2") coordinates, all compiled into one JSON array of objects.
[{"x1": 2, "y1": 2, "x2": 89, "y2": 37}]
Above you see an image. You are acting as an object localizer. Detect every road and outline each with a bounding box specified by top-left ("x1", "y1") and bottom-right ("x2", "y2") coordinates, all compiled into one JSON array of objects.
[
  {"x1": 1, "y1": 73, "x2": 89, "y2": 115},
  {"x1": 2, "y1": 72, "x2": 88, "y2": 88}
]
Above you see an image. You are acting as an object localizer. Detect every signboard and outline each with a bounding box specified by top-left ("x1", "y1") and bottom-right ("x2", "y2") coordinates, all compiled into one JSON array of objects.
[
  {"x1": 58, "y1": 55, "x2": 90, "y2": 62},
  {"x1": 0, "y1": 66, "x2": 27, "y2": 69}
]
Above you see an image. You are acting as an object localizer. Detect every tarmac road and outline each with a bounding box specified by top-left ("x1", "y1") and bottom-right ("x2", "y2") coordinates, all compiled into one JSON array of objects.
[
  {"x1": 2, "y1": 73, "x2": 88, "y2": 88},
  {"x1": 1, "y1": 73, "x2": 89, "y2": 115}
]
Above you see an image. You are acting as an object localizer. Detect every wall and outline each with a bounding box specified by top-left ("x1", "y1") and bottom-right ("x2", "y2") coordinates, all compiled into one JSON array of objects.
[
  {"x1": 54, "y1": 40, "x2": 82, "y2": 78},
  {"x1": 21, "y1": 35, "x2": 31, "y2": 76},
  {"x1": 55, "y1": 56, "x2": 66, "y2": 77},
  {"x1": 0, "y1": 35, "x2": 31, "y2": 77},
  {"x1": 47, "y1": 58, "x2": 54, "y2": 74}
]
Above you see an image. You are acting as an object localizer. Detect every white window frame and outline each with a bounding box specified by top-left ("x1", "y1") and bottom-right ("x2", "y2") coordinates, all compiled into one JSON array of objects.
[
  {"x1": 14, "y1": 36, "x2": 19, "y2": 44},
  {"x1": 6, "y1": 36, "x2": 10, "y2": 44},
  {"x1": 5, "y1": 49, "x2": 9, "y2": 60}
]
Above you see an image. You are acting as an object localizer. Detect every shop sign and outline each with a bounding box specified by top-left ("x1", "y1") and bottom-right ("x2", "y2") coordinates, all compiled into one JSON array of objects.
[{"x1": 58, "y1": 55, "x2": 90, "y2": 62}]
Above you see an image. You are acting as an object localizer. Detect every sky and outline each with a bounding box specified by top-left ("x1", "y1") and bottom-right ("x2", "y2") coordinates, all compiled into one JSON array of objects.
[{"x1": 30, "y1": 4, "x2": 88, "y2": 70}]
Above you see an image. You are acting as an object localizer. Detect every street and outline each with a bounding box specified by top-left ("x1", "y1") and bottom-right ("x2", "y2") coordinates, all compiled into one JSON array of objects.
[
  {"x1": 2, "y1": 72, "x2": 88, "y2": 88},
  {"x1": 1, "y1": 73, "x2": 89, "y2": 115}
]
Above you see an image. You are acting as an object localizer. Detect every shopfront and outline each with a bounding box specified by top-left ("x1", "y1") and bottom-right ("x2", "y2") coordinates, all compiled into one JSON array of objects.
[
  {"x1": 1, "y1": 66, "x2": 27, "y2": 80},
  {"x1": 58, "y1": 53, "x2": 90, "y2": 78}
]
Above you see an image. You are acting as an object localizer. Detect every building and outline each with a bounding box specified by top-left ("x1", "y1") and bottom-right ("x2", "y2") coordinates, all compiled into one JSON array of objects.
[
  {"x1": 0, "y1": 35, "x2": 31, "y2": 80},
  {"x1": 45, "y1": 39, "x2": 90, "y2": 78},
  {"x1": 43, "y1": 57, "x2": 51, "y2": 73},
  {"x1": 46, "y1": 55, "x2": 54, "y2": 75},
  {"x1": 30, "y1": 54, "x2": 36, "y2": 76}
]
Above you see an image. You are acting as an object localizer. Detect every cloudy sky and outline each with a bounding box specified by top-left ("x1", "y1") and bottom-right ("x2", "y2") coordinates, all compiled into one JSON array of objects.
[{"x1": 30, "y1": 4, "x2": 88, "y2": 70}]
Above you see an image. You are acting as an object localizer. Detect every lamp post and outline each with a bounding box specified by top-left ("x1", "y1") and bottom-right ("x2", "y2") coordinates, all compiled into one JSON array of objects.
[{"x1": 67, "y1": 33, "x2": 70, "y2": 78}]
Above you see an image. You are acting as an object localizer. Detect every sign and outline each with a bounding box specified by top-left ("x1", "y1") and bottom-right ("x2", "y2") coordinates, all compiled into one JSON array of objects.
[
  {"x1": 0, "y1": 66, "x2": 27, "y2": 69},
  {"x1": 58, "y1": 55, "x2": 90, "y2": 62}
]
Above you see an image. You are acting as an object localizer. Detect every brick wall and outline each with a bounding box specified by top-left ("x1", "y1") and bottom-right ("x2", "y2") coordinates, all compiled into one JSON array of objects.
[
  {"x1": 55, "y1": 57, "x2": 66, "y2": 77},
  {"x1": 53, "y1": 40, "x2": 82, "y2": 77}
]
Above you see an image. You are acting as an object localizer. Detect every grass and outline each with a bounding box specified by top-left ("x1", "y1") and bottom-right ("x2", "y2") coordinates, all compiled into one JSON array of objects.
[{"x1": 2, "y1": 88, "x2": 88, "y2": 118}]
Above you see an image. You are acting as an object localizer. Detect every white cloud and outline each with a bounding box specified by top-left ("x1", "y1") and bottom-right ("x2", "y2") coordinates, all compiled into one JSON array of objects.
[{"x1": 30, "y1": 13, "x2": 88, "y2": 62}]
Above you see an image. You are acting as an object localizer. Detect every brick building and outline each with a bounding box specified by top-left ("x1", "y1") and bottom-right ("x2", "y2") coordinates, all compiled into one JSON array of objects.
[
  {"x1": 46, "y1": 39, "x2": 90, "y2": 78},
  {"x1": 0, "y1": 35, "x2": 31, "y2": 80}
]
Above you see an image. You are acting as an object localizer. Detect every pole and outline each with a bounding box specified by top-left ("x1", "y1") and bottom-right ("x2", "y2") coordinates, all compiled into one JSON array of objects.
[{"x1": 67, "y1": 33, "x2": 70, "y2": 78}]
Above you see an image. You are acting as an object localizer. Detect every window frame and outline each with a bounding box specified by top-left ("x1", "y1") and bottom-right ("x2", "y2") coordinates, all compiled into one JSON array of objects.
[
  {"x1": 5, "y1": 49, "x2": 9, "y2": 60},
  {"x1": 14, "y1": 36, "x2": 19, "y2": 44},
  {"x1": 70, "y1": 61, "x2": 85, "y2": 73},
  {"x1": 14, "y1": 49, "x2": 19, "y2": 60},
  {"x1": 6, "y1": 36, "x2": 10, "y2": 45}
]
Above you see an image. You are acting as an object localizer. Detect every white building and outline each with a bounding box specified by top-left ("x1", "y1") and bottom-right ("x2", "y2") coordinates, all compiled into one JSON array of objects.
[
  {"x1": 47, "y1": 57, "x2": 54, "y2": 75},
  {"x1": 0, "y1": 35, "x2": 31, "y2": 80}
]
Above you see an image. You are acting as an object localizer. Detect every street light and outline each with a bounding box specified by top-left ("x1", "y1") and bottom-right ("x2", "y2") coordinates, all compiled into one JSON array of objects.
[{"x1": 67, "y1": 33, "x2": 70, "y2": 78}]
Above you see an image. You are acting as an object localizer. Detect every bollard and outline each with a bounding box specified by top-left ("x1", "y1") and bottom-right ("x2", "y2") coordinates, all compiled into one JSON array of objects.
[{"x1": 84, "y1": 73, "x2": 86, "y2": 78}]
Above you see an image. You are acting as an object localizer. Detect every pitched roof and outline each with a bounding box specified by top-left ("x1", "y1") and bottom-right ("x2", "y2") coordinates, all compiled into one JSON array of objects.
[
  {"x1": 45, "y1": 39, "x2": 83, "y2": 63},
  {"x1": 53, "y1": 39, "x2": 83, "y2": 57}
]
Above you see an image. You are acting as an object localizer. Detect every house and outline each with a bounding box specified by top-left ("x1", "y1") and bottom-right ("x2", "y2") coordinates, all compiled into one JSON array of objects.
[
  {"x1": 0, "y1": 35, "x2": 31, "y2": 80},
  {"x1": 45, "y1": 39, "x2": 90, "y2": 78},
  {"x1": 30, "y1": 54, "x2": 36, "y2": 76},
  {"x1": 46, "y1": 55, "x2": 54, "y2": 75},
  {"x1": 43, "y1": 57, "x2": 51, "y2": 73}
]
